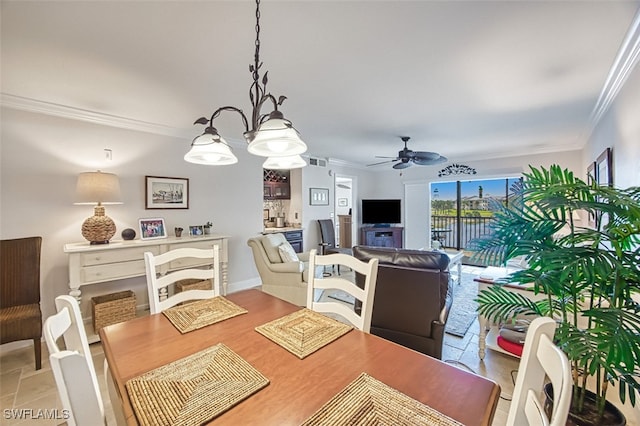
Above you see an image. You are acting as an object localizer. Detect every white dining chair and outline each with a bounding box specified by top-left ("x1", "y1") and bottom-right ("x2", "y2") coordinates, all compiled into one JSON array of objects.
[
  {"x1": 103, "y1": 358, "x2": 127, "y2": 426},
  {"x1": 506, "y1": 316, "x2": 572, "y2": 426},
  {"x1": 306, "y1": 249, "x2": 378, "y2": 332},
  {"x1": 144, "y1": 246, "x2": 220, "y2": 314},
  {"x1": 43, "y1": 295, "x2": 105, "y2": 426}
]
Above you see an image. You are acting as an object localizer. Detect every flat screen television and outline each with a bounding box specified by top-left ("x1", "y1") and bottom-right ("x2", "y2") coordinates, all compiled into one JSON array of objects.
[{"x1": 361, "y1": 199, "x2": 401, "y2": 225}]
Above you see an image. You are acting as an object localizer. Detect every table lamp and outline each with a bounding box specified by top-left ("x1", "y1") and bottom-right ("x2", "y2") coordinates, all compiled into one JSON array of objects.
[{"x1": 75, "y1": 171, "x2": 122, "y2": 244}]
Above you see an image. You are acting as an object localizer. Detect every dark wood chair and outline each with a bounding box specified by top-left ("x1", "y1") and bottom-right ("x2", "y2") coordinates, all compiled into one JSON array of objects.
[
  {"x1": 317, "y1": 219, "x2": 353, "y2": 274},
  {"x1": 0, "y1": 236, "x2": 43, "y2": 370}
]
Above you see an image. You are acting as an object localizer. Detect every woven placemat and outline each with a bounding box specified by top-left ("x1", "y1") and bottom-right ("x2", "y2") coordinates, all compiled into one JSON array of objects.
[
  {"x1": 302, "y1": 373, "x2": 463, "y2": 426},
  {"x1": 255, "y1": 308, "x2": 353, "y2": 359},
  {"x1": 126, "y1": 343, "x2": 269, "y2": 426},
  {"x1": 162, "y1": 296, "x2": 247, "y2": 334}
]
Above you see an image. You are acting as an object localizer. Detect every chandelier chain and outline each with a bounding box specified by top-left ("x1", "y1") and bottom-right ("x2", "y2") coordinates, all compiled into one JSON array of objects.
[
  {"x1": 250, "y1": 0, "x2": 263, "y2": 130},
  {"x1": 254, "y1": 0, "x2": 261, "y2": 83}
]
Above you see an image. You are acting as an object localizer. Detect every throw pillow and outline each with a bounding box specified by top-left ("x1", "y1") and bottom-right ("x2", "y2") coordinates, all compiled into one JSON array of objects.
[{"x1": 278, "y1": 242, "x2": 299, "y2": 263}]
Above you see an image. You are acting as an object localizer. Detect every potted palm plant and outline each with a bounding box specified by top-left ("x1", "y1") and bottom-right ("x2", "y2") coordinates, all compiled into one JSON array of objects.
[{"x1": 471, "y1": 165, "x2": 640, "y2": 425}]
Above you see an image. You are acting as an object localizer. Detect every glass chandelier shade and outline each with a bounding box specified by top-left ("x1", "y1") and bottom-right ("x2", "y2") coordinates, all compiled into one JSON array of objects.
[
  {"x1": 247, "y1": 117, "x2": 307, "y2": 158},
  {"x1": 262, "y1": 154, "x2": 307, "y2": 170},
  {"x1": 184, "y1": 132, "x2": 238, "y2": 166}
]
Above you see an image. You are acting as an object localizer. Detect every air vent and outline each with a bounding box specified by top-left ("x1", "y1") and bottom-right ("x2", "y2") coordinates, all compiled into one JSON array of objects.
[{"x1": 309, "y1": 157, "x2": 327, "y2": 167}]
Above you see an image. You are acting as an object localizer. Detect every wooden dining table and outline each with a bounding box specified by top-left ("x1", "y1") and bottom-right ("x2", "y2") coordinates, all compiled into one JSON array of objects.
[{"x1": 100, "y1": 289, "x2": 500, "y2": 425}]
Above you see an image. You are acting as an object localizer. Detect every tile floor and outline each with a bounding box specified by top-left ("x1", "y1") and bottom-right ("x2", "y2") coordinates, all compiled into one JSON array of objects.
[{"x1": 2, "y1": 265, "x2": 633, "y2": 425}]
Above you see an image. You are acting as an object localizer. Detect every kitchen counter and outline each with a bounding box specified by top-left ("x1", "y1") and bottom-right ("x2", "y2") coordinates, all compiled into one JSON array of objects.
[
  {"x1": 262, "y1": 227, "x2": 302, "y2": 234},
  {"x1": 261, "y1": 228, "x2": 304, "y2": 252}
]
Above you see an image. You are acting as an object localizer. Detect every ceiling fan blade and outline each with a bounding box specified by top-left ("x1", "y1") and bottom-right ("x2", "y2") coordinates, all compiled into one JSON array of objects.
[
  {"x1": 393, "y1": 161, "x2": 412, "y2": 170},
  {"x1": 367, "y1": 159, "x2": 398, "y2": 167},
  {"x1": 374, "y1": 156, "x2": 398, "y2": 159},
  {"x1": 412, "y1": 151, "x2": 440, "y2": 161},
  {"x1": 412, "y1": 155, "x2": 448, "y2": 166}
]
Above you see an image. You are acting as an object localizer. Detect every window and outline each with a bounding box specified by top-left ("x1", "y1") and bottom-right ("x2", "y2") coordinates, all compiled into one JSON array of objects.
[{"x1": 430, "y1": 177, "x2": 521, "y2": 255}]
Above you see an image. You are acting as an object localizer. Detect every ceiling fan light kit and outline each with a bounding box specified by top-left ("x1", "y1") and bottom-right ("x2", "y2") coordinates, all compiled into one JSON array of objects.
[
  {"x1": 369, "y1": 136, "x2": 447, "y2": 169},
  {"x1": 186, "y1": 0, "x2": 306, "y2": 168}
]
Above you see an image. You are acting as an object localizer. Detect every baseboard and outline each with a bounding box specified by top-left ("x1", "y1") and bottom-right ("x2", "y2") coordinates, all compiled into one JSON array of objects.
[
  {"x1": 0, "y1": 340, "x2": 33, "y2": 354},
  {"x1": 227, "y1": 278, "x2": 261, "y2": 294}
]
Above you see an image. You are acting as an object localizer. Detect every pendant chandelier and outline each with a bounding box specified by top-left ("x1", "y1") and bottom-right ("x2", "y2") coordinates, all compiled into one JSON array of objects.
[{"x1": 185, "y1": 0, "x2": 307, "y2": 168}]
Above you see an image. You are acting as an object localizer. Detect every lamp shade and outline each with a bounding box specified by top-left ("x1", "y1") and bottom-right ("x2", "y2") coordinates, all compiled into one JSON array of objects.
[
  {"x1": 262, "y1": 155, "x2": 307, "y2": 170},
  {"x1": 74, "y1": 171, "x2": 121, "y2": 245},
  {"x1": 247, "y1": 118, "x2": 307, "y2": 157},
  {"x1": 75, "y1": 171, "x2": 122, "y2": 205},
  {"x1": 184, "y1": 134, "x2": 238, "y2": 165}
]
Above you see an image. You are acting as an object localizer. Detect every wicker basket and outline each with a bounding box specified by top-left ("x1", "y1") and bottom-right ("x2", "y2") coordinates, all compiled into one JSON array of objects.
[
  {"x1": 92, "y1": 290, "x2": 136, "y2": 333},
  {"x1": 176, "y1": 279, "x2": 212, "y2": 293}
]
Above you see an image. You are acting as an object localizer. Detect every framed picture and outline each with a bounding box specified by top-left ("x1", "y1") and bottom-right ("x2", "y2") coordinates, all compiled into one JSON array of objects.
[
  {"x1": 145, "y1": 176, "x2": 189, "y2": 209},
  {"x1": 596, "y1": 148, "x2": 612, "y2": 187},
  {"x1": 189, "y1": 225, "x2": 205, "y2": 236},
  {"x1": 309, "y1": 188, "x2": 329, "y2": 206},
  {"x1": 338, "y1": 198, "x2": 348, "y2": 207},
  {"x1": 586, "y1": 162, "x2": 597, "y2": 227},
  {"x1": 139, "y1": 218, "x2": 167, "y2": 240},
  {"x1": 263, "y1": 209, "x2": 270, "y2": 220}
]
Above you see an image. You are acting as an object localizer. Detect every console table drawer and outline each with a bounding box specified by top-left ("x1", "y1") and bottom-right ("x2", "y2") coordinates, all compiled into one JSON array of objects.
[
  {"x1": 82, "y1": 260, "x2": 147, "y2": 283},
  {"x1": 80, "y1": 246, "x2": 159, "y2": 266}
]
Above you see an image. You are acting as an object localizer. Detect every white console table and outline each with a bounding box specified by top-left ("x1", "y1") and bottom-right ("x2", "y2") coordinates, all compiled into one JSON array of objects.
[
  {"x1": 475, "y1": 267, "x2": 545, "y2": 359},
  {"x1": 63, "y1": 234, "x2": 230, "y2": 304}
]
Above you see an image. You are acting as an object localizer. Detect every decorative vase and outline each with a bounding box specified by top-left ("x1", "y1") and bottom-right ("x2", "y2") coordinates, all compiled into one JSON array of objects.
[
  {"x1": 544, "y1": 383, "x2": 626, "y2": 426},
  {"x1": 121, "y1": 228, "x2": 136, "y2": 241}
]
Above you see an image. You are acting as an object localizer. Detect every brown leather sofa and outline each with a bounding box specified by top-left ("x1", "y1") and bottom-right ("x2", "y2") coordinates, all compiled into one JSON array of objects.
[{"x1": 352, "y1": 246, "x2": 452, "y2": 359}]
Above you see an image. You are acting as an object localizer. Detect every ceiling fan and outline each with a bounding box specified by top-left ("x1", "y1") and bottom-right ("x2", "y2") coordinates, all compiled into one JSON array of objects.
[{"x1": 368, "y1": 136, "x2": 447, "y2": 169}]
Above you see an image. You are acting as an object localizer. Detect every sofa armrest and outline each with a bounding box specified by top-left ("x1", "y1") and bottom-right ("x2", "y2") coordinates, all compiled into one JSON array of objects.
[
  {"x1": 269, "y1": 261, "x2": 304, "y2": 274},
  {"x1": 297, "y1": 251, "x2": 311, "y2": 262},
  {"x1": 439, "y1": 288, "x2": 454, "y2": 324}
]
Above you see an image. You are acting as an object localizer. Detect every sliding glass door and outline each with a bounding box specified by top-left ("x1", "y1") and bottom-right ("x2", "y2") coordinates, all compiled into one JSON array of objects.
[{"x1": 430, "y1": 177, "x2": 520, "y2": 257}]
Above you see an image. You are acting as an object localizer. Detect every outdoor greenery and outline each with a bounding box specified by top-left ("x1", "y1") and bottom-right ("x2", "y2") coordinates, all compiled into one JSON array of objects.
[{"x1": 470, "y1": 165, "x2": 640, "y2": 421}]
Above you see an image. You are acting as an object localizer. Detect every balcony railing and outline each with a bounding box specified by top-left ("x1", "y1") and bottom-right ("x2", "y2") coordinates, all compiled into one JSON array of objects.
[{"x1": 431, "y1": 215, "x2": 494, "y2": 250}]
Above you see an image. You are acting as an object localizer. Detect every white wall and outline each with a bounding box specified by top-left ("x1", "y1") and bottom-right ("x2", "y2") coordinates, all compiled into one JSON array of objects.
[
  {"x1": 1, "y1": 107, "x2": 265, "y2": 321},
  {"x1": 580, "y1": 58, "x2": 640, "y2": 424},
  {"x1": 584, "y1": 58, "x2": 640, "y2": 188}
]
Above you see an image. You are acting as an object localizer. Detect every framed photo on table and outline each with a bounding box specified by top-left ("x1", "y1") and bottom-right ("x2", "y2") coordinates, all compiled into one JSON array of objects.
[
  {"x1": 145, "y1": 176, "x2": 189, "y2": 209},
  {"x1": 139, "y1": 218, "x2": 167, "y2": 240},
  {"x1": 189, "y1": 225, "x2": 205, "y2": 236}
]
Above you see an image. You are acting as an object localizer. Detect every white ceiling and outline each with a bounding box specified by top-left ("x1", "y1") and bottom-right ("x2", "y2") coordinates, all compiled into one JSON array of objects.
[{"x1": 2, "y1": 1, "x2": 639, "y2": 168}]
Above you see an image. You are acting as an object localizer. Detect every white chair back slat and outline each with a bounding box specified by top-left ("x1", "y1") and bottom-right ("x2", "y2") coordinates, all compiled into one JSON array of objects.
[
  {"x1": 506, "y1": 317, "x2": 572, "y2": 426},
  {"x1": 306, "y1": 249, "x2": 378, "y2": 332},
  {"x1": 144, "y1": 245, "x2": 220, "y2": 314},
  {"x1": 43, "y1": 295, "x2": 106, "y2": 426}
]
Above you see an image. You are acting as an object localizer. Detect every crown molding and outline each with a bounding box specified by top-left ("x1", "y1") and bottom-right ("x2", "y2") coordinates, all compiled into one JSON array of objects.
[
  {"x1": 589, "y1": 8, "x2": 640, "y2": 128},
  {"x1": 1, "y1": 93, "x2": 192, "y2": 140},
  {"x1": 327, "y1": 157, "x2": 366, "y2": 170}
]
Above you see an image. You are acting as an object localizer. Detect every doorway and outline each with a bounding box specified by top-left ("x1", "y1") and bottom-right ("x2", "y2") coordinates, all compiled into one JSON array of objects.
[{"x1": 334, "y1": 175, "x2": 355, "y2": 248}]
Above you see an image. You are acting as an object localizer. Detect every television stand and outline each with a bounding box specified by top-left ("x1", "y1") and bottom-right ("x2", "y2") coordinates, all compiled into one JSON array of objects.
[{"x1": 360, "y1": 226, "x2": 403, "y2": 248}]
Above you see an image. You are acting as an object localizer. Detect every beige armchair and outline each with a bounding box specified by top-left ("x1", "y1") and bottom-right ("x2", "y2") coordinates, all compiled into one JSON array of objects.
[{"x1": 247, "y1": 233, "x2": 319, "y2": 306}]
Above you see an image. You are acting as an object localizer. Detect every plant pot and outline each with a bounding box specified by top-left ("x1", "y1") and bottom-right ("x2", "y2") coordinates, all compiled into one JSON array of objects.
[{"x1": 544, "y1": 383, "x2": 626, "y2": 426}]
